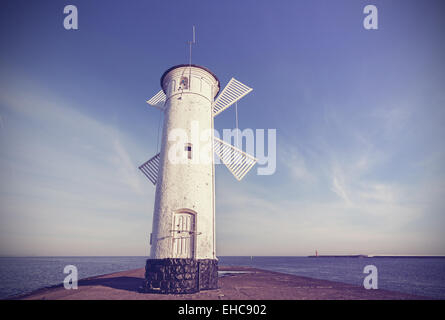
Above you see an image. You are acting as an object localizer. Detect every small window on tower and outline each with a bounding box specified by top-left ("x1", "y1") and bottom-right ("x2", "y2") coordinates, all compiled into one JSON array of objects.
[
  {"x1": 185, "y1": 143, "x2": 192, "y2": 160},
  {"x1": 179, "y1": 76, "x2": 189, "y2": 90}
]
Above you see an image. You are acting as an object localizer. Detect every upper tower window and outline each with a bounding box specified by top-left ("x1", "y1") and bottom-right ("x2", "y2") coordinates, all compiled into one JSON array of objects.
[{"x1": 179, "y1": 76, "x2": 189, "y2": 90}]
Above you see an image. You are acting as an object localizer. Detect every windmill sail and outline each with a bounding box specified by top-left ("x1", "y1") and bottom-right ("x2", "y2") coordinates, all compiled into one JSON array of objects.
[
  {"x1": 213, "y1": 78, "x2": 252, "y2": 116},
  {"x1": 139, "y1": 153, "x2": 160, "y2": 185},
  {"x1": 146, "y1": 90, "x2": 166, "y2": 110},
  {"x1": 213, "y1": 137, "x2": 257, "y2": 181}
]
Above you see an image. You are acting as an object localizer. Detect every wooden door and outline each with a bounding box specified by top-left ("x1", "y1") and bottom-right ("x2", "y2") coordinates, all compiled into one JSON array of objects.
[{"x1": 172, "y1": 212, "x2": 195, "y2": 259}]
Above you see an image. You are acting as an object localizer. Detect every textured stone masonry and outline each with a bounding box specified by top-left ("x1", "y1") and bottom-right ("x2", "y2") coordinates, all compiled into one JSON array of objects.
[{"x1": 142, "y1": 258, "x2": 218, "y2": 294}]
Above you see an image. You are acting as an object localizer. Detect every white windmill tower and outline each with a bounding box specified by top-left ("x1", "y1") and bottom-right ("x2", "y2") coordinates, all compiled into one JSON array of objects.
[{"x1": 139, "y1": 41, "x2": 256, "y2": 294}]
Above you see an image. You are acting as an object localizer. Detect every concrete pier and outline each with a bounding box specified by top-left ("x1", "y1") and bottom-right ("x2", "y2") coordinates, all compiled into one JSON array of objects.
[{"x1": 12, "y1": 266, "x2": 427, "y2": 300}]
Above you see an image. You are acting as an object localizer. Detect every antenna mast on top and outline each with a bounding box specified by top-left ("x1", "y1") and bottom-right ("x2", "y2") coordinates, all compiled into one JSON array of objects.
[
  {"x1": 188, "y1": 26, "x2": 196, "y2": 87},
  {"x1": 188, "y1": 26, "x2": 196, "y2": 67}
]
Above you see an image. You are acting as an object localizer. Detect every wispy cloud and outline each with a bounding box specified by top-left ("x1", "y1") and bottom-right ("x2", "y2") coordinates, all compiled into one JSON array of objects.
[
  {"x1": 370, "y1": 104, "x2": 413, "y2": 137},
  {"x1": 278, "y1": 141, "x2": 317, "y2": 185},
  {"x1": 286, "y1": 148, "x2": 315, "y2": 183},
  {"x1": 111, "y1": 138, "x2": 144, "y2": 195},
  {"x1": 331, "y1": 172, "x2": 352, "y2": 206},
  {"x1": 0, "y1": 80, "x2": 153, "y2": 256},
  {"x1": 216, "y1": 178, "x2": 428, "y2": 255},
  {"x1": 212, "y1": 97, "x2": 443, "y2": 255}
]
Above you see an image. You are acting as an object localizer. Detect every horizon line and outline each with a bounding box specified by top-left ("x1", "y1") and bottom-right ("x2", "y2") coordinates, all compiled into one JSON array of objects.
[{"x1": 1, "y1": 254, "x2": 445, "y2": 258}]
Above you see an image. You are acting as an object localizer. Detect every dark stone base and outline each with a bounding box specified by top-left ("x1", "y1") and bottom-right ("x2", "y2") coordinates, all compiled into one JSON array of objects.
[{"x1": 141, "y1": 258, "x2": 218, "y2": 294}]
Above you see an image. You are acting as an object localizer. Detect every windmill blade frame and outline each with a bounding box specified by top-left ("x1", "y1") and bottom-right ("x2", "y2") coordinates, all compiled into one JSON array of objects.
[
  {"x1": 139, "y1": 153, "x2": 161, "y2": 185},
  {"x1": 213, "y1": 78, "x2": 252, "y2": 117},
  {"x1": 213, "y1": 137, "x2": 257, "y2": 181},
  {"x1": 146, "y1": 90, "x2": 166, "y2": 110}
]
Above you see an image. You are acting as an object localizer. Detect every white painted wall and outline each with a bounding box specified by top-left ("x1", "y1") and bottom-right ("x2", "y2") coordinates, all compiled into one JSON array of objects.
[{"x1": 150, "y1": 66, "x2": 219, "y2": 260}]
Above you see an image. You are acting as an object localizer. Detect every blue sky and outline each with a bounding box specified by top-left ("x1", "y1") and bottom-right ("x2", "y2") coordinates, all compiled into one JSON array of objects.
[{"x1": 0, "y1": 0, "x2": 444, "y2": 256}]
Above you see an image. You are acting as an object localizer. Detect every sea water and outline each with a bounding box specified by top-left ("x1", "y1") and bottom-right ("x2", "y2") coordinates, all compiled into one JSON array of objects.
[
  {"x1": 219, "y1": 256, "x2": 445, "y2": 299},
  {"x1": 0, "y1": 256, "x2": 444, "y2": 299}
]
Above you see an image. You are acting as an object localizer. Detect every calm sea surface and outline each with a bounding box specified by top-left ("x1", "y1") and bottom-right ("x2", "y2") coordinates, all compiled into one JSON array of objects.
[{"x1": 0, "y1": 256, "x2": 444, "y2": 299}]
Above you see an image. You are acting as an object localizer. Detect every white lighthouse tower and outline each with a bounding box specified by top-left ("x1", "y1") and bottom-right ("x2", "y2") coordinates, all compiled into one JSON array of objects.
[{"x1": 139, "y1": 64, "x2": 256, "y2": 294}]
